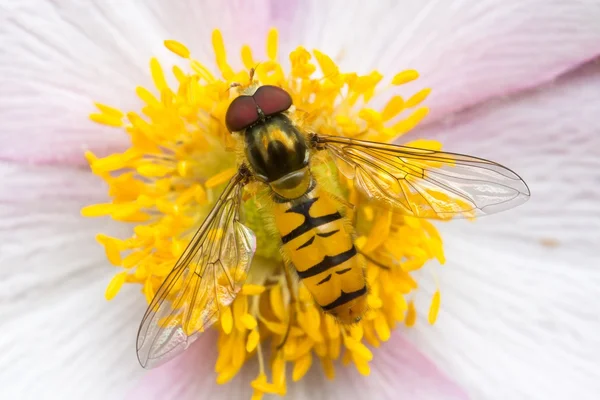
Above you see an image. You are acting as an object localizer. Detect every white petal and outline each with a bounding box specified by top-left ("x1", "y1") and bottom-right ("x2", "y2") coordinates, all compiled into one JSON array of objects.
[
  {"x1": 0, "y1": 0, "x2": 282, "y2": 165},
  {"x1": 0, "y1": 163, "x2": 106, "y2": 203},
  {"x1": 0, "y1": 162, "x2": 146, "y2": 398},
  {"x1": 404, "y1": 63, "x2": 600, "y2": 399},
  {"x1": 278, "y1": 0, "x2": 600, "y2": 120}
]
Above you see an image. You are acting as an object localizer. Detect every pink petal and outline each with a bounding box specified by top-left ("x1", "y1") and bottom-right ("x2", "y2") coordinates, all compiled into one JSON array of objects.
[
  {"x1": 127, "y1": 331, "x2": 258, "y2": 399},
  {"x1": 0, "y1": 162, "x2": 146, "y2": 398},
  {"x1": 293, "y1": 334, "x2": 468, "y2": 400},
  {"x1": 403, "y1": 61, "x2": 600, "y2": 398},
  {"x1": 129, "y1": 331, "x2": 467, "y2": 399},
  {"x1": 276, "y1": 1, "x2": 600, "y2": 121},
  {"x1": 0, "y1": 162, "x2": 106, "y2": 203},
  {"x1": 0, "y1": 0, "x2": 297, "y2": 166}
]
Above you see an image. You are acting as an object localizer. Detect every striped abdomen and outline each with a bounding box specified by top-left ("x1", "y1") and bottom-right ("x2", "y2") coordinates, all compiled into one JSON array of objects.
[{"x1": 272, "y1": 184, "x2": 367, "y2": 324}]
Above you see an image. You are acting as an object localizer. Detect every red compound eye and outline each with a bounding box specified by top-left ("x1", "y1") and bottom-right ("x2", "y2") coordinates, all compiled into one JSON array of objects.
[
  {"x1": 225, "y1": 95, "x2": 259, "y2": 132},
  {"x1": 253, "y1": 85, "x2": 293, "y2": 116}
]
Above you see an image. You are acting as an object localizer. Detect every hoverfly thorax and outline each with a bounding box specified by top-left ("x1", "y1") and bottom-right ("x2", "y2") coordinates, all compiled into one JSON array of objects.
[{"x1": 225, "y1": 85, "x2": 311, "y2": 199}]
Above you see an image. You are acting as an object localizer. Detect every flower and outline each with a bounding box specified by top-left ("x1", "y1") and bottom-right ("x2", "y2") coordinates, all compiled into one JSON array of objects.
[
  {"x1": 82, "y1": 27, "x2": 448, "y2": 397},
  {"x1": 2, "y1": 1, "x2": 600, "y2": 399}
]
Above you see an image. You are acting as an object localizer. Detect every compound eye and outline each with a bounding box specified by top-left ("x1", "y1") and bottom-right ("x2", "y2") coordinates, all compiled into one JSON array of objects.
[
  {"x1": 253, "y1": 85, "x2": 293, "y2": 116},
  {"x1": 225, "y1": 95, "x2": 259, "y2": 132}
]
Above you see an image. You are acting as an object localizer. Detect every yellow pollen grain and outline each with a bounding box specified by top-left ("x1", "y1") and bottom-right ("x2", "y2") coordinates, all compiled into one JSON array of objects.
[
  {"x1": 405, "y1": 300, "x2": 417, "y2": 327},
  {"x1": 217, "y1": 365, "x2": 240, "y2": 385},
  {"x1": 241, "y1": 45, "x2": 255, "y2": 70},
  {"x1": 94, "y1": 103, "x2": 124, "y2": 118},
  {"x1": 374, "y1": 312, "x2": 391, "y2": 341},
  {"x1": 205, "y1": 167, "x2": 237, "y2": 189},
  {"x1": 246, "y1": 329, "x2": 260, "y2": 352},
  {"x1": 269, "y1": 285, "x2": 285, "y2": 321},
  {"x1": 251, "y1": 373, "x2": 278, "y2": 393},
  {"x1": 390, "y1": 107, "x2": 430, "y2": 135},
  {"x1": 392, "y1": 69, "x2": 419, "y2": 85},
  {"x1": 321, "y1": 358, "x2": 335, "y2": 380},
  {"x1": 428, "y1": 289, "x2": 441, "y2": 324},
  {"x1": 351, "y1": 352, "x2": 371, "y2": 376},
  {"x1": 405, "y1": 88, "x2": 432, "y2": 108},
  {"x1": 105, "y1": 271, "x2": 127, "y2": 300},
  {"x1": 313, "y1": 49, "x2": 339, "y2": 80},
  {"x1": 164, "y1": 40, "x2": 190, "y2": 58},
  {"x1": 221, "y1": 307, "x2": 233, "y2": 334},
  {"x1": 251, "y1": 391, "x2": 264, "y2": 400},
  {"x1": 150, "y1": 58, "x2": 169, "y2": 92},
  {"x1": 241, "y1": 314, "x2": 258, "y2": 330},
  {"x1": 81, "y1": 203, "x2": 113, "y2": 217},
  {"x1": 292, "y1": 353, "x2": 312, "y2": 382},
  {"x1": 122, "y1": 250, "x2": 148, "y2": 269},
  {"x1": 89, "y1": 113, "x2": 123, "y2": 127},
  {"x1": 172, "y1": 65, "x2": 186, "y2": 83},
  {"x1": 212, "y1": 30, "x2": 234, "y2": 79},
  {"x1": 136, "y1": 86, "x2": 161, "y2": 107},
  {"x1": 272, "y1": 355, "x2": 287, "y2": 394},
  {"x1": 267, "y1": 28, "x2": 278, "y2": 60},
  {"x1": 381, "y1": 95, "x2": 405, "y2": 121},
  {"x1": 242, "y1": 284, "x2": 266, "y2": 295},
  {"x1": 96, "y1": 235, "x2": 122, "y2": 266},
  {"x1": 212, "y1": 29, "x2": 227, "y2": 65},
  {"x1": 344, "y1": 336, "x2": 372, "y2": 361},
  {"x1": 190, "y1": 60, "x2": 216, "y2": 82},
  {"x1": 367, "y1": 294, "x2": 382, "y2": 309},
  {"x1": 137, "y1": 163, "x2": 173, "y2": 178},
  {"x1": 349, "y1": 324, "x2": 363, "y2": 341}
]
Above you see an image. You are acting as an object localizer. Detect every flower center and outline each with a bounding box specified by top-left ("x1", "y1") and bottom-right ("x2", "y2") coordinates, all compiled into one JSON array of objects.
[{"x1": 82, "y1": 28, "x2": 444, "y2": 398}]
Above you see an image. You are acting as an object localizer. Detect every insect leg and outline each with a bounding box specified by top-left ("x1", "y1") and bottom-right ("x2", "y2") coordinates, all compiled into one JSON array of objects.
[
  {"x1": 276, "y1": 265, "x2": 297, "y2": 350},
  {"x1": 357, "y1": 249, "x2": 390, "y2": 270}
]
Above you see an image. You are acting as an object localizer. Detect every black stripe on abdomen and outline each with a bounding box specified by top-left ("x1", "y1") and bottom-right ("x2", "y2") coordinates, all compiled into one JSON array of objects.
[
  {"x1": 280, "y1": 197, "x2": 342, "y2": 244},
  {"x1": 296, "y1": 246, "x2": 357, "y2": 279},
  {"x1": 322, "y1": 286, "x2": 368, "y2": 311}
]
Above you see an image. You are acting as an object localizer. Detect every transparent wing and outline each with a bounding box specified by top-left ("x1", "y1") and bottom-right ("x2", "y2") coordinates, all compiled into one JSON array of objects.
[
  {"x1": 136, "y1": 169, "x2": 256, "y2": 368},
  {"x1": 313, "y1": 134, "x2": 530, "y2": 219}
]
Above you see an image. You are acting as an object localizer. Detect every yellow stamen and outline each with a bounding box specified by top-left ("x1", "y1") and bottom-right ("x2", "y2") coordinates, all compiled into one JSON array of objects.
[
  {"x1": 164, "y1": 39, "x2": 190, "y2": 58},
  {"x1": 105, "y1": 271, "x2": 127, "y2": 300},
  {"x1": 405, "y1": 88, "x2": 432, "y2": 108},
  {"x1": 267, "y1": 28, "x2": 278, "y2": 60},
  {"x1": 405, "y1": 300, "x2": 417, "y2": 327},
  {"x1": 149, "y1": 58, "x2": 169, "y2": 92},
  {"x1": 221, "y1": 307, "x2": 233, "y2": 334},
  {"x1": 242, "y1": 284, "x2": 266, "y2": 295},
  {"x1": 205, "y1": 167, "x2": 237, "y2": 189},
  {"x1": 429, "y1": 289, "x2": 441, "y2": 324},
  {"x1": 89, "y1": 113, "x2": 123, "y2": 127},
  {"x1": 381, "y1": 95, "x2": 405, "y2": 121},
  {"x1": 94, "y1": 103, "x2": 124, "y2": 118},
  {"x1": 85, "y1": 28, "x2": 447, "y2": 396},
  {"x1": 392, "y1": 69, "x2": 419, "y2": 85}
]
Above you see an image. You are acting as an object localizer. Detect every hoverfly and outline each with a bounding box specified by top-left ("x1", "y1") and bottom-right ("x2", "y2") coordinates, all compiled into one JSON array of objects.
[{"x1": 136, "y1": 80, "x2": 530, "y2": 368}]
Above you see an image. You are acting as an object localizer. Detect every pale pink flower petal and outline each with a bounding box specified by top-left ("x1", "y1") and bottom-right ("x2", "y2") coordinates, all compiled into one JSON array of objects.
[
  {"x1": 404, "y1": 62, "x2": 600, "y2": 399},
  {"x1": 277, "y1": 0, "x2": 600, "y2": 120},
  {"x1": 0, "y1": 162, "x2": 145, "y2": 398},
  {"x1": 3, "y1": 1, "x2": 600, "y2": 167},
  {"x1": 3, "y1": 1, "x2": 600, "y2": 399},
  {"x1": 0, "y1": 162, "x2": 106, "y2": 203},
  {"x1": 0, "y1": 0, "x2": 292, "y2": 166},
  {"x1": 129, "y1": 332, "x2": 467, "y2": 400}
]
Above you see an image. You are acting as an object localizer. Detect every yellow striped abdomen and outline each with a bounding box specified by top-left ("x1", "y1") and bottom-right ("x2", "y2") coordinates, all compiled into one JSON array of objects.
[{"x1": 272, "y1": 184, "x2": 367, "y2": 324}]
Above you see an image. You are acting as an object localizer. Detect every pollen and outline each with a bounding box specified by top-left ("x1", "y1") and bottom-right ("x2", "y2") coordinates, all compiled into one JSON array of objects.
[{"x1": 84, "y1": 29, "x2": 445, "y2": 398}]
